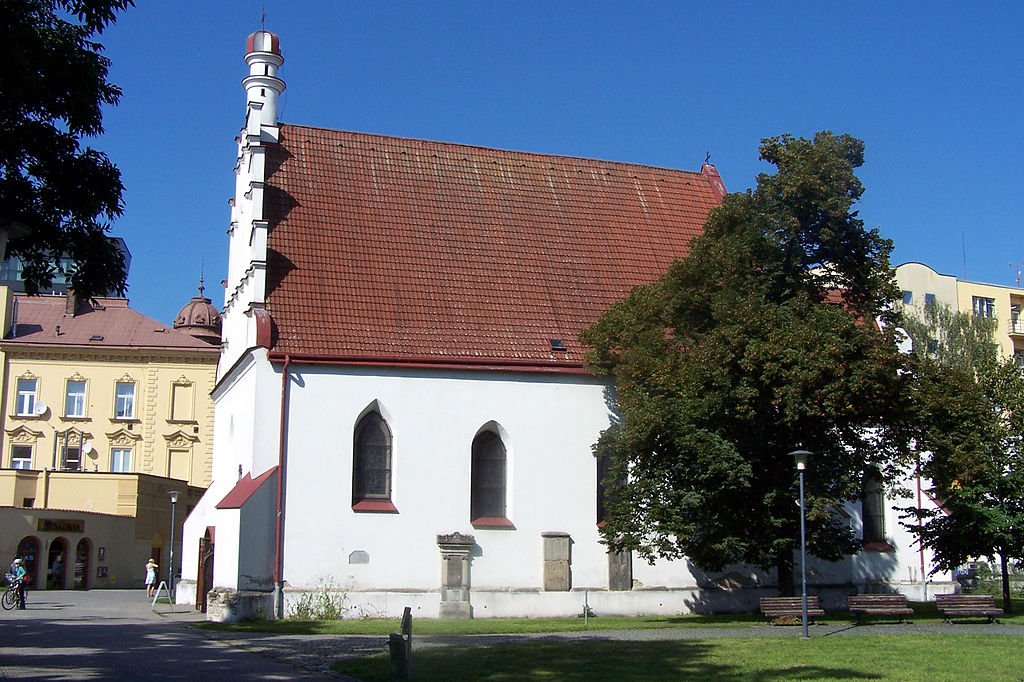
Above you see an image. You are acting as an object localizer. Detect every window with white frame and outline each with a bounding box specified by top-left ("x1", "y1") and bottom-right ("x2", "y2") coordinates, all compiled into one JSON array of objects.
[
  {"x1": 11, "y1": 445, "x2": 32, "y2": 469},
  {"x1": 111, "y1": 448, "x2": 132, "y2": 473},
  {"x1": 15, "y1": 378, "x2": 37, "y2": 416},
  {"x1": 65, "y1": 380, "x2": 87, "y2": 418},
  {"x1": 972, "y1": 296, "x2": 996, "y2": 319},
  {"x1": 114, "y1": 382, "x2": 135, "y2": 419}
]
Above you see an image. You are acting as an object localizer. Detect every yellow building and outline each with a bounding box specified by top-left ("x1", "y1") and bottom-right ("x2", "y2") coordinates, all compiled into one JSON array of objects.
[
  {"x1": 895, "y1": 262, "x2": 1024, "y2": 364},
  {"x1": 0, "y1": 286, "x2": 219, "y2": 590}
]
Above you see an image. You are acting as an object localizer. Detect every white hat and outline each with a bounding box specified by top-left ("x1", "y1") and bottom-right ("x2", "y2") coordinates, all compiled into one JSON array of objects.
[{"x1": 13, "y1": 558, "x2": 22, "y2": 564}]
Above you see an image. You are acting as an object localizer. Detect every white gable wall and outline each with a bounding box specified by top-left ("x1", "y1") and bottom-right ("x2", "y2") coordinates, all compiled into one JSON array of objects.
[{"x1": 179, "y1": 349, "x2": 282, "y2": 600}]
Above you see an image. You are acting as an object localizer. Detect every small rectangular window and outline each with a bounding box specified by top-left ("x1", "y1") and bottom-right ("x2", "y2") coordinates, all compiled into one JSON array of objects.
[
  {"x1": 11, "y1": 445, "x2": 32, "y2": 469},
  {"x1": 924, "y1": 293, "x2": 936, "y2": 308},
  {"x1": 65, "y1": 380, "x2": 87, "y2": 418},
  {"x1": 62, "y1": 446, "x2": 81, "y2": 471},
  {"x1": 901, "y1": 291, "x2": 913, "y2": 305},
  {"x1": 15, "y1": 378, "x2": 37, "y2": 416},
  {"x1": 972, "y1": 296, "x2": 996, "y2": 319},
  {"x1": 114, "y1": 382, "x2": 135, "y2": 419},
  {"x1": 111, "y1": 448, "x2": 132, "y2": 473}
]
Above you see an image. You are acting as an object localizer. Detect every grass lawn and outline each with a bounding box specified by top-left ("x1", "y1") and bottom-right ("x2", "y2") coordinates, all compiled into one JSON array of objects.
[
  {"x1": 332, "y1": 634, "x2": 1024, "y2": 681},
  {"x1": 199, "y1": 598, "x2": 1024, "y2": 636}
]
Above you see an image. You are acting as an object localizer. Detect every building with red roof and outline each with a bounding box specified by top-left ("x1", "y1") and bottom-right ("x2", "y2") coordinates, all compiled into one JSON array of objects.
[
  {"x1": 0, "y1": 286, "x2": 219, "y2": 592},
  {"x1": 179, "y1": 31, "x2": 939, "y2": 620}
]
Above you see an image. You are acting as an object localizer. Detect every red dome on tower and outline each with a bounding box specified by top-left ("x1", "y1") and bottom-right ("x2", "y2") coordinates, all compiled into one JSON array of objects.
[
  {"x1": 246, "y1": 30, "x2": 281, "y2": 56},
  {"x1": 174, "y1": 278, "x2": 222, "y2": 346}
]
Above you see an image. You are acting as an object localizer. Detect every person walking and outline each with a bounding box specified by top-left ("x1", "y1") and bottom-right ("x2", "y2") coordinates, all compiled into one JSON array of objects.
[
  {"x1": 145, "y1": 559, "x2": 158, "y2": 598},
  {"x1": 11, "y1": 558, "x2": 28, "y2": 609}
]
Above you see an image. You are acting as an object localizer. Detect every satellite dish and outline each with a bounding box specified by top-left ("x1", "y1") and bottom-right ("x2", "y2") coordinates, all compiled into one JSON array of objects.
[
  {"x1": 33, "y1": 401, "x2": 48, "y2": 416},
  {"x1": 83, "y1": 441, "x2": 94, "y2": 455}
]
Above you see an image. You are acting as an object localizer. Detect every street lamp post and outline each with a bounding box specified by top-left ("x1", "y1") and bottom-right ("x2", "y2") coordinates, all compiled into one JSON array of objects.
[
  {"x1": 168, "y1": 490, "x2": 180, "y2": 601},
  {"x1": 789, "y1": 449, "x2": 812, "y2": 639}
]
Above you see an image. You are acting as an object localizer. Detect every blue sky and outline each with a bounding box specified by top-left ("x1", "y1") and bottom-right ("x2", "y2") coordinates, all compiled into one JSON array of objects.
[{"x1": 95, "y1": 1, "x2": 1024, "y2": 324}]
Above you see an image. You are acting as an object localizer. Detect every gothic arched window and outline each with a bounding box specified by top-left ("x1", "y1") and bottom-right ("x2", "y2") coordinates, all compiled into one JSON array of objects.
[
  {"x1": 352, "y1": 411, "x2": 395, "y2": 512},
  {"x1": 471, "y1": 429, "x2": 510, "y2": 526}
]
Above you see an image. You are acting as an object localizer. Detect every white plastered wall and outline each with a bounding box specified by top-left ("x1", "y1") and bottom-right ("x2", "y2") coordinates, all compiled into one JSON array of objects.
[
  {"x1": 279, "y1": 365, "x2": 629, "y2": 594},
  {"x1": 179, "y1": 349, "x2": 281, "y2": 598}
]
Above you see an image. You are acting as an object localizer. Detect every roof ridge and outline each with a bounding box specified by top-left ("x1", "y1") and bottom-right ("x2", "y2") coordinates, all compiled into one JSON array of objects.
[{"x1": 278, "y1": 122, "x2": 708, "y2": 177}]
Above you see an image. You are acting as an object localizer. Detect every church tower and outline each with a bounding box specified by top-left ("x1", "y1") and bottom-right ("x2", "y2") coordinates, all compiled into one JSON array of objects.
[
  {"x1": 243, "y1": 31, "x2": 285, "y2": 130},
  {"x1": 221, "y1": 31, "x2": 285, "y2": 374}
]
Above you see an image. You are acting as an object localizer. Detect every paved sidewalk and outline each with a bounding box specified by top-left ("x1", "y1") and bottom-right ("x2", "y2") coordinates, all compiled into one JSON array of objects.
[{"x1": 0, "y1": 589, "x2": 326, "y2": 680}]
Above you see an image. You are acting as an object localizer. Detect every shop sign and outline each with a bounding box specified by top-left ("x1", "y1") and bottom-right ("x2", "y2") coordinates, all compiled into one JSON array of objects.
[{"x1": 37, "y1": 519, "x2": 85, "y2": 533}]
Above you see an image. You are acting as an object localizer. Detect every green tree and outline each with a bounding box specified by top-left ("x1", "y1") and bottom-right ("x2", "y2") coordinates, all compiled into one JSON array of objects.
[
  {"x1": 902, "y1": 305, "x2": 1024, "y2": 611},
  {"x1": 583, "y1": 132, "x2": 912, "y2": 593},
  {"x1": 0, "y1": 0, "x2": 133, "y2": 299}
]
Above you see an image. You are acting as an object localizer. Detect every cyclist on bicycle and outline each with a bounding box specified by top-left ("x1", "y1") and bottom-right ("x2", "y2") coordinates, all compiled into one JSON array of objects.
[{"x1": 9, "y1": 558, "x2": 27, "y2": 609}]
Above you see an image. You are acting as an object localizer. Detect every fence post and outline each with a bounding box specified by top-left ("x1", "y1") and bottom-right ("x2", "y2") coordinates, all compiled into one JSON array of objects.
[{"x1": 388, "y1": 606, "x2": 412, "y2": 680}]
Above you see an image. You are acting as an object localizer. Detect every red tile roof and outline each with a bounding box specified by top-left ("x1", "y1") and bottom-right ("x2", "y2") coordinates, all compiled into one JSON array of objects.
[
  {"x1": 2, "y1": 295, "x2": 219, "y2": 353},
  {"x1": 216, "y1": 466, "x2": 278, "y2": 509},
  {"x1": 265, "y1": 126, "x2": 722, "y2": 370}
]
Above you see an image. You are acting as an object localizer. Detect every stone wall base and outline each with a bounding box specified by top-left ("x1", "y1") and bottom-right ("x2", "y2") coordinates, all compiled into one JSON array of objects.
[
  {"x1": 205, "y1": 588, "x2": 274, "y2": 623},
  {"x1": 201, "y1": 581, "x2": 961, "y2": 621}
]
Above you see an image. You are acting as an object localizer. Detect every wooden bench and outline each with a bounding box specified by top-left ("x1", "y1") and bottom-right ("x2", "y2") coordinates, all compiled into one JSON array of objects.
[
  {"x1": 847, "y1": 594, "x2": 913, "y2": 624},
  {"x1": 759, "y1": 596, "x2": 825, "y2": 624},
  {"x1": 935, "y1": 594, "x2": 1004, "y2": 623}
]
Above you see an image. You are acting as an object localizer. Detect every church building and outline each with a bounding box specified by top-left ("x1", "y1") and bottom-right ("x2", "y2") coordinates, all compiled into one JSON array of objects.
[{"x1": 178, "y1": 31, "x2": 952, "y2": 620}]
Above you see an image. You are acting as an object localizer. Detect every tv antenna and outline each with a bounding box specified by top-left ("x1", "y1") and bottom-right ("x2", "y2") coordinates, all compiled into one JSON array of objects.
[{"x1": 1011, "y1": 262, "x2": 1023, "y2": 288}]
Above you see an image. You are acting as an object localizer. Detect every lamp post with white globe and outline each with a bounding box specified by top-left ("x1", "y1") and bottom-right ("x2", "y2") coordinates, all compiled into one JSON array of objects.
[
  {"x1": 789, "y1": 450, "x2": 813, "y2": 639},
  {"x1": 168, "y1": 490, "x2": 180, "y2": 601}
]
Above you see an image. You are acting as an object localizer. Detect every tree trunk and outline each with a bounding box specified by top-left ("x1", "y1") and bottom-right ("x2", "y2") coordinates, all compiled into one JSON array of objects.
[
  {"x1": 999, "y1": 552, "x2": 1013, "y2": 614},
  {"x1": 776, "y1": 553, "x2": 794, "y2": 596}
]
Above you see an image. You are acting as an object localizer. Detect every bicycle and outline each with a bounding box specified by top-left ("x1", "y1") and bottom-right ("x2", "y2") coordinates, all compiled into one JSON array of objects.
[{"x1": 2, "y1": 580, "x2": 23, "y2": 610}]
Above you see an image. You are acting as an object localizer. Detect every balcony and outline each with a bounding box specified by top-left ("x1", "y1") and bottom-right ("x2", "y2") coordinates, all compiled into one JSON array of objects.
[{"x1": 1010, "y1": 318, "x2": 1024, "y2": 337}]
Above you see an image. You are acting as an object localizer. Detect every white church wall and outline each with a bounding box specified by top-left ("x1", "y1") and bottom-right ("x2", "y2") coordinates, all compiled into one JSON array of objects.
[
  {"x1": 279, "y1": 365, "x2": 619, "y2": 596},
  {"x1": 179, "y1": 349, "x2": 282, "y2": 601}
]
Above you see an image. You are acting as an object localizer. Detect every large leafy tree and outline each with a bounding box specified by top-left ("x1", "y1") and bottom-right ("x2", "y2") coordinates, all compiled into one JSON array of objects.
[
  {"x1": 902, "y1": 305, "x2": 1024, "y2": 611},
  {"x1": 0, "y1": 0, "x2": 133, "y2": 298},
  {"x1": 583, "y1": 132, "x2": 913, "y2": 593}
]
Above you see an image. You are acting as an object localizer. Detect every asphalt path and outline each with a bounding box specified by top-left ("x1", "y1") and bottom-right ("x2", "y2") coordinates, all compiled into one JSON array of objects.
[{"x1": 0, "y1": 589, "x2": 327, "y2": 680}]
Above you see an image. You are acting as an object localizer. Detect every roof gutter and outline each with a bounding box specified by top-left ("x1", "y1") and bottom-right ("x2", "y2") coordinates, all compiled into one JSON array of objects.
[
  {"x1": 266, "y1": 351, "x2": 591, "y2": 375},
  {"x1": 273, "y1": 353, "x2": 290, "y2": 619}
]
